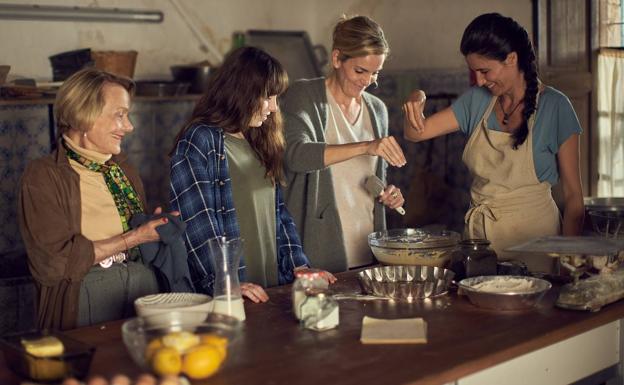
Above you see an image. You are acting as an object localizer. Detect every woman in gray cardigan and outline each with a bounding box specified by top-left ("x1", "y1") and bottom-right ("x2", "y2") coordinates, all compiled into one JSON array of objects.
[{"x1": 281, "y1": 16, "x2": 406, "y2": 272}]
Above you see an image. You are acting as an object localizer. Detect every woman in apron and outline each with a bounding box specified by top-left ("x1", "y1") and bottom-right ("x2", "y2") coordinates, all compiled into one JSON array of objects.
[{"x1": 402, "y1": 13, "x2": 585, "y2": 273}]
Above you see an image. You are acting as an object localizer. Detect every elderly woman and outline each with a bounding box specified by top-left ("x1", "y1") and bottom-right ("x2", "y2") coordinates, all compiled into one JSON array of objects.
[
  {"x1": 281, "y1": 16, "x2": 406, "y2": 272},
  {"x1": 18, "y1": 68, "x2": 174, "y2": 330}
]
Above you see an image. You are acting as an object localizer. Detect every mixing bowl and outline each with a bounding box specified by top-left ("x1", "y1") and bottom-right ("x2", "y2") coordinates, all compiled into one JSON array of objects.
[
  {"x1": 368, "y1": 228, "x2": 460, "y2": 267},
  {"x1": 122, "y1": 311, "x2": 240, "y2": 380},
  {"x1": 458, "y1": 275, "x2": 551, "y2": 311},
  {"x1": 358, "y1": 265, "x2": 455, "y2": 300},
  {"x1": 588, "y1": 210, "x2": 624, "y2": 239}
]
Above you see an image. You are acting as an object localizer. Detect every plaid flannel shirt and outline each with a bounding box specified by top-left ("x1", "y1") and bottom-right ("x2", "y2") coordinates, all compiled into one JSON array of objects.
[{"x1": 170, "y1": 124, "x2": 310, "y2": 294}]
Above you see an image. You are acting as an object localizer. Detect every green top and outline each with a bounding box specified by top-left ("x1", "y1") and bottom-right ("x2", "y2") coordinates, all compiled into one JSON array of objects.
[{"x1": 224, "y1": 134, "x2": 278, "y2": 287}]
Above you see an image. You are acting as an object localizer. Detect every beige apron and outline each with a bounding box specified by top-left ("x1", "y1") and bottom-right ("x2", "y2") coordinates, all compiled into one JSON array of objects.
[{"x1": 462, "y1": 95, "x2": 561, "y2": 273}]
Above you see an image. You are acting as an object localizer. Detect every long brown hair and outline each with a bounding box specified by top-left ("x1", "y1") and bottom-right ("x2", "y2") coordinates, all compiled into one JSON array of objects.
[{"x1": 172, "y1": 47, "x2": 289, "y2": 184}]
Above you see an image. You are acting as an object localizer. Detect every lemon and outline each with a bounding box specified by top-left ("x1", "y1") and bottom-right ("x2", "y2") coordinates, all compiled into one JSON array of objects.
[
  {"x1": 144, "y1": 338, "x2": 163, "y2": 362},
  {"x1": 161, "y1": 331, "x2": 200, "y2": 354},
  {"x1": 182, "y1": 344, "x2": 224, "y2": 380},
  {"x1": 151, "y1": 346, "x2": 182, "y2": 376},
  {"x1": 199, "y1": 334, "x2": 228, "y2": 358}
]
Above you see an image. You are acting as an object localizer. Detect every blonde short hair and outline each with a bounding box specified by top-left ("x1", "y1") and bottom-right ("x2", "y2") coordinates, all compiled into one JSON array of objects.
[
  {"x1": 54, "y1": 68, "x2": 135, "y2": 137},
  {"x1": 332, "y1": 15, "x2": 389, "y2": 62}
]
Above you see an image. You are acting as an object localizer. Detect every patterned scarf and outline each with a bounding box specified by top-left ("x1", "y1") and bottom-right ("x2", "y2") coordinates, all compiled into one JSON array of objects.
[{"x1": 64, "y1": 142, "x2": 144, "y2": 233}]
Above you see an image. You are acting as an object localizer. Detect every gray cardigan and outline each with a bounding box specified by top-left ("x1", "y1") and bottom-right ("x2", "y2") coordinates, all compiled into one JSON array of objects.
[{"x1": 281, "y1": 77, "x2": 387, "y2": 273}]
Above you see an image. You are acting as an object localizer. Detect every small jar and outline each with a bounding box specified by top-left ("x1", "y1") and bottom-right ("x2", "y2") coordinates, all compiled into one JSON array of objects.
[
  {"x1": 299, "y1": 288, "x2": 339, "y2": 331},
  {"x1": 450, "y1": 239, "x2": 498, "y2": 280},
  {"x1": 292, "y1": 269, "x2": 328, "y2": 320}
]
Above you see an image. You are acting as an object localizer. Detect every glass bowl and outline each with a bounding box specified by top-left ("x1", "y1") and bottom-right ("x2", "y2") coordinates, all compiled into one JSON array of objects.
[
  {"x1": 368, "y1": 228, "x2": 460, "y2": 267},
  {"x1": 121, "y1": 311, "x2": 241, "y2": 380},
  {"x1": 0, "y1": 330, "x2": 95, "y2": 382}
]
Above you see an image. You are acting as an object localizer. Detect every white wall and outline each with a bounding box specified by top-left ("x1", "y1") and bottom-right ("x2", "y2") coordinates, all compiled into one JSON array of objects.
[{"x1": 0, "y1": 0, "x2": 532, "y2": 80}]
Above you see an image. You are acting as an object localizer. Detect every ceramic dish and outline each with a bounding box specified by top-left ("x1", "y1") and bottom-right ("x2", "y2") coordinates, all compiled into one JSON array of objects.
[
  {"x1": 134, "y1": 292, "x2": 213, "y2": 324},
  {"x1": 0, "y1": 330, "x2": 95, "y2": 382}
]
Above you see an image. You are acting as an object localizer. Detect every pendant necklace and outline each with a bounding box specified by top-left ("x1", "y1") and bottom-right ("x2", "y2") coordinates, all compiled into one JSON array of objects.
[{"x1": 498, "y1": 97, "x2": 523, "y2": 125}]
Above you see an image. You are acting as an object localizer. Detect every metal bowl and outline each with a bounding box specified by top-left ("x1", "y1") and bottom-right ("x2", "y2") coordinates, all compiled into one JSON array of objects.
[
  {"x1": 458, "y1": 275, "x2": 551, "y2": 311},
  {"x1": 584, "y1": 197, "x2": 624, "y2": 212},
  {"x1": 588, "y1": 210, "x2": 624, "y2": 239},
  {"x1": 357, "y1": 265, "x2": 455, "y2": 301},
  {"x1": 368, "y1": 228, "x2": 460, "y2": 267}
]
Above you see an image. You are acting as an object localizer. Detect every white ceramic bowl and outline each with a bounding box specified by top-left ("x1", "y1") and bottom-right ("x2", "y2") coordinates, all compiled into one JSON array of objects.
[{"x1": 134, "y1": 293, "x2": 213, "y2": 325}]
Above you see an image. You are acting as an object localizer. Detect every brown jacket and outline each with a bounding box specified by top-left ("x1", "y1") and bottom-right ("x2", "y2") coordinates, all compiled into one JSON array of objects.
[{"x1": 18, "y1": 144, "x2": 147, "y2": 330}]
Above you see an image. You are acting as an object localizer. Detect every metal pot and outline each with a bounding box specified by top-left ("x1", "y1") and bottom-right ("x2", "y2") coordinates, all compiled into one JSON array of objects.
[
  {"x1": 135, "y1": 81, "x2": 190, "y2": 97},
  {"x1": 583, "y1": 197, "x2": 624, "y2": 238},
  {"x1": 170, "y1": 64, "x2": 211, "y2": 94}
]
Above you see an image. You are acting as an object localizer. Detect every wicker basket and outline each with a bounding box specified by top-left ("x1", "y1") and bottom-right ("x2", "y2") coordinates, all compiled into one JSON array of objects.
[{"x1": 91, "y1": 50, "x2": 137, "y2": 79}]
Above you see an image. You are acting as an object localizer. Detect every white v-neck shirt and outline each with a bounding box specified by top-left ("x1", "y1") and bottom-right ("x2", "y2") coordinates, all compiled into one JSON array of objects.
[{"x1": 325, "y1": 89, "x2": 377, "y2": 268}]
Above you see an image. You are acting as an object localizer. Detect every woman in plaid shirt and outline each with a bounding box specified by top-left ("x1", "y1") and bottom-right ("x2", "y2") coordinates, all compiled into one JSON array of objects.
[{"x1": 170, "y1": 47, "x2": 336, "y2": 302}]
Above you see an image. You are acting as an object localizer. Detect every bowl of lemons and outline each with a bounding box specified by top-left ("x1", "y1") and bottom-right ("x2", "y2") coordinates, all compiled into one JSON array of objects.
[{"x1": 122, "y1": 311, "x2": 240, "y2": 380}]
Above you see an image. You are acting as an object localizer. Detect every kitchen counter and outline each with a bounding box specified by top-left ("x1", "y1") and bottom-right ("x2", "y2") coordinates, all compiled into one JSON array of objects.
[{"x1": 1, "y1": 270, "x2": 622, "y2": 385}]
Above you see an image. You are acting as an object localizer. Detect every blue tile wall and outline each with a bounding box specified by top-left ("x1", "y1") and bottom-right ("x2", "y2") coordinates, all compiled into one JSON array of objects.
[
  {"x1": 124, "y1": 100, "x2": 195, "y2": 211},
  {"x1": 0, "y1": 104, "x2": 51, "y2": 255},
  {"x1": 0, "y1": 99, "x2": 195, "y2": 257}
]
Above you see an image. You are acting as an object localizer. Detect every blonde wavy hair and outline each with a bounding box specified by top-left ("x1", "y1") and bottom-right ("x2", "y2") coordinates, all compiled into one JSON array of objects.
[
  {"x1": 54, "y1": 67, "x2": 135, "y2": 137},
  {"x1": 330, "y1": 15, "x2": 389, "y2": 70}
]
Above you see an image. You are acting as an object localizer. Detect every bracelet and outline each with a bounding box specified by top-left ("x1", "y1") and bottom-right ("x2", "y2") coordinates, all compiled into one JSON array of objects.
[
  {"x1": 99, "y1": 252, "x2": 127, "y2": 268},
  {"x1": 121, "y1": 233, "x2": 129, "y2": 251}
]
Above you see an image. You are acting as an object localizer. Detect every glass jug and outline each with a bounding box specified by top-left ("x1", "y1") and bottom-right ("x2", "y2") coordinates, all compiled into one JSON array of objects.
[
  {"x1": 208, "y1": 236, "x2": 246, "y2": 321},
  {"x1": 450, "y1": 239, "x2": 498, "y2": 281}
]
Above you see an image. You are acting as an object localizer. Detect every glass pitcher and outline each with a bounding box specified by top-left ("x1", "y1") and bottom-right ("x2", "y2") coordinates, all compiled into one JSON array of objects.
[
  {"x1": 208, "y1": 236, "x2": 246, "y2": 321},
  {"x1": 450, "y1": 238, "x2": 498, "y2": 281}
]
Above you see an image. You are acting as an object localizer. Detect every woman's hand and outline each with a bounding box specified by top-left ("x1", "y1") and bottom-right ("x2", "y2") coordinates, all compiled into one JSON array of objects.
[
  {"x1": 365, "y1": 136, "x2": 406, "y2": 167},
  {"x1": 241, "y1": 282, "x2": 269, "y2": 303},
  {"x1": 378, "y1": 184, "x2": 405, "y2": 210},
  {"x1": 132, "y1": 207, "x2": 181, "y2": 246},
  {"x1": 403, "y1": 90, "x2": 427, "y2": 133},
  {"x1": 294, "y1": 267, "x2": 338, "y2": 284}
]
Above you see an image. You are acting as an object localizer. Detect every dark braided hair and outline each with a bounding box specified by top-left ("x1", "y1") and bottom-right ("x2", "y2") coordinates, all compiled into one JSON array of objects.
[{"x1": 460, "y1": 13, "x2": 539, "y2": 149}]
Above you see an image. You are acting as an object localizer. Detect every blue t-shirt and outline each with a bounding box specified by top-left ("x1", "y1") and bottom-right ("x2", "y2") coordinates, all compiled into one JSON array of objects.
[{"x1": 451, "y1": 86, "x2": 583, "y2": 186}]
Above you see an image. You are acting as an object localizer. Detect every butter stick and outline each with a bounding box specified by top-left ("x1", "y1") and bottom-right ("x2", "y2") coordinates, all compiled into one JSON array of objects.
[{"x1": 21, "y1": 336, "x2": 65, "y2": 357}]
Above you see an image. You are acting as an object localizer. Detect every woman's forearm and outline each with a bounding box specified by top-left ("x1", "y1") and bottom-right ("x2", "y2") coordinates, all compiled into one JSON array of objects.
[
  {"x1": 323, "y1": 142, "x2": 370, "y2": 167},
  {"x1": 562, "y1": 197, "x2": 585, "y2": 236},
  {"x1": 92, "y1": 229, "x2": 146, "y2": 264}
]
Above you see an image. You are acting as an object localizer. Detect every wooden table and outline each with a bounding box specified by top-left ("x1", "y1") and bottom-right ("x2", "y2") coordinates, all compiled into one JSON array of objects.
[{"x1": 2, "y1": 270, "x2": 623, "y2": 385}]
